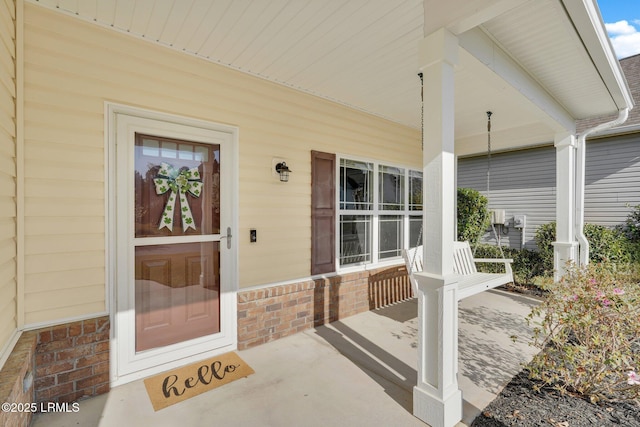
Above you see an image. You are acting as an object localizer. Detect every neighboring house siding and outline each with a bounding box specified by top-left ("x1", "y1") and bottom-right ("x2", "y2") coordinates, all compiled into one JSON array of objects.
[
  {"x1": 584, "y1": 134, "x2": 640, "y2": 227},
  {"x1": 0, "y1": 0, "x2": 17, "y2": 353},
  {"x1": 22, "y1": 5, "x2": 420, "y2": 325},
  {"x1": 458, "y1": 148, "x2": 556, "y2": 250},
  {"x1": 458, "y1": 135, "x2": 640, "y2": 250}
]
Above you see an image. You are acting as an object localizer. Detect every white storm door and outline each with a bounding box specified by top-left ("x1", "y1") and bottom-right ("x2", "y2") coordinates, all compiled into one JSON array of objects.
[{"x1": 112, "y1": 110, "x2": 237, "y2": 385}]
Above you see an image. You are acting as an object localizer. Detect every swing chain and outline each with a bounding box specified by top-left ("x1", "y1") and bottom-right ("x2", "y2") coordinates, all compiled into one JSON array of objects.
[
  {"x1": 487, "y1": 111, "x2": 492, "y2": 200},
  {"x1": 483, "y1": 111, "x2": 506, "y2": 259}
]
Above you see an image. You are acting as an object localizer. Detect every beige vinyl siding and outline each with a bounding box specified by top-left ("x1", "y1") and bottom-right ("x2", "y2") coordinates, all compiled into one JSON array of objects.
[
  {"x1": 23, "y1": 4, "x2": 420, "y2": 324},
  {"x1": 0, "y1": 0, "x2": 17, "y2": 350}
]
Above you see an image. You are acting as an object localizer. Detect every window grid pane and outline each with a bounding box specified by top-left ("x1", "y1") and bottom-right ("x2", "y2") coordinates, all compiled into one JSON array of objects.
[
  {"x1": 379, "y1": 165, "x2": 404, "y2": 210},
  {"x1": 409, "y1": 216, "x2": 423, "y2": 248},
  {"x1": 340, "y1": 159, "x2": 373, "y2": 210},
  {"x1": 379, "y1": 215, "x2": 403, "y2": 259},
  {"x1": 340, "y1": 215, "x2": 371, "y2": 265},
  {"x1": 409, "y1": 170, "x2": 423, "y2": 211},
  {"x1": 337, "y1": 156, "x2": 423, "y2": 268}
]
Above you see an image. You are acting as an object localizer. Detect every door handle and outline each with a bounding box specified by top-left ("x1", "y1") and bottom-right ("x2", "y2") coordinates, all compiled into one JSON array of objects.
[{"x1": 220, "y1": 227, "x2": 232, "y2": 249}]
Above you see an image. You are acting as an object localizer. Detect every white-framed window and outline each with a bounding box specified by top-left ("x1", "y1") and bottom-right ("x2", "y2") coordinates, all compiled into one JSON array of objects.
[{"x1": 338, "y1": 156, "x2": 423, "y2": 267}]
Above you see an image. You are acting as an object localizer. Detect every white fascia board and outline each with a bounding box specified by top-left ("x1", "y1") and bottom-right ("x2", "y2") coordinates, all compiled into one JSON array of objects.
[
  {"x1": 459, "y1": 27, "x2": 576, "y2": 133},
  {"x1": 561, "y1": 0, "x2": 634, "y2": 111}
]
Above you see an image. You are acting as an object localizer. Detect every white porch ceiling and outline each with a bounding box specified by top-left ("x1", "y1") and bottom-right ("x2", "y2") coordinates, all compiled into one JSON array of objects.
[{"x1": 31, "y1": 0, "x2": 630, "y2": 155}]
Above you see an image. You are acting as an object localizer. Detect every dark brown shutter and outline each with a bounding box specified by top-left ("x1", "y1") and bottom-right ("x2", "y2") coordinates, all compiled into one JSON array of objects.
[{"x1": 311, "y1": 151, "x2": 336, "y2": 275}]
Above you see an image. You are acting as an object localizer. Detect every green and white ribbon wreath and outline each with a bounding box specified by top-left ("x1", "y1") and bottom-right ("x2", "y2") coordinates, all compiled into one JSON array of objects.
[{"x1": 154, "y1": 162, "x2": 203, "y2": 232}]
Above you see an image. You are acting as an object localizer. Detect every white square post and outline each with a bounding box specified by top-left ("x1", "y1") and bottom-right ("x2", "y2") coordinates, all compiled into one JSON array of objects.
[
  {"x1": 553, "y1": 132, "x2": 578, "y2": 280},
  {"x1": 413, "y1": 28, "x2": 462, "y2": 427}
]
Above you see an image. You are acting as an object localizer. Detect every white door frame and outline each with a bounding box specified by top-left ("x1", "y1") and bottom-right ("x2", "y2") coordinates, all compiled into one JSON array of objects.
[{"x1": 106, "y1": 103, "x2": 239, "y2": 386}]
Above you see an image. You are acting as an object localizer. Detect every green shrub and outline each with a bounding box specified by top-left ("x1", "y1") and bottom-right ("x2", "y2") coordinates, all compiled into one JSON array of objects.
[
  {"x1": 534, "y1": 221, "x2": 632, "y2": 274},
  {"x1": 473, "y1": 244, "x2": 509, "y2": 274},
  {"x1": 619, "y1": 205, "x2": 640, "y2": 262},
  {"x1": 584, "y1": 223, "x2": 631, "y2": 264},
  {"x1": 473, "y1": 244, "x2": 545, "y2": 285},
  {"x1": 621, "y1": 204, "x2": 640, "y2": 243},
  {"x1": 527, "y1": 262, "x2": 640, "y2": 402},
  {"x1": 457, "y1": 188, "x2": 490, "y2": 247},
  {"x1": 511, "y1": 248, "x2": 545, "y2": 284},
  {"x1": 534, "y1": 222, "x2": 556, "y2": 275}
]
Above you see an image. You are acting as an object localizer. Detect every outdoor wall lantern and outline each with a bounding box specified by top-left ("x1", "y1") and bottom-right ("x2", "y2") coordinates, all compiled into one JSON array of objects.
[{"x1": 275, "y1": 162, "x2": 291, "y2": 182}]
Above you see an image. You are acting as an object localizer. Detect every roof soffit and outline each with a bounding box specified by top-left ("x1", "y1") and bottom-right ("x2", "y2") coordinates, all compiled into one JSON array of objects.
[{"x1": 479, "y1": 0, "x2": 621, "y2": 119}]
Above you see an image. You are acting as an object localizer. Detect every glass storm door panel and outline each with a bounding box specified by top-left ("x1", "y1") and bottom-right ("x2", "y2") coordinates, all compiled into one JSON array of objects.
[{"x1": 134, "y1": 134, "x2": 221, "y2": 352}]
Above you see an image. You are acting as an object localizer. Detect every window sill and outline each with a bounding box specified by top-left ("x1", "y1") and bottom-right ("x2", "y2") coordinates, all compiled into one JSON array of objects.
[{"x1": 337, "y1": 257, "x2": 405, "y2": 275}]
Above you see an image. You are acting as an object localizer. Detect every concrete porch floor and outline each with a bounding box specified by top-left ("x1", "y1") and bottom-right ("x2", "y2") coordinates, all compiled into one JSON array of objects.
[{"x1": 31, "y1": 289, "x2": 540, "y2": 427}]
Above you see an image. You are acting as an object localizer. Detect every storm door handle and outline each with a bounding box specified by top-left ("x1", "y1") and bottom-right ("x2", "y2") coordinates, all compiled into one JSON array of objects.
[{"x1": 220, "y1": 227, "x2": 232, "y2": 249}]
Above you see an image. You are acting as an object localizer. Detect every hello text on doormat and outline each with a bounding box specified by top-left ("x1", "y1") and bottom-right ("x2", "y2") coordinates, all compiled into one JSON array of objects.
[{"x1": 144, "y1": 352, "x2": 254, "y2": 411}]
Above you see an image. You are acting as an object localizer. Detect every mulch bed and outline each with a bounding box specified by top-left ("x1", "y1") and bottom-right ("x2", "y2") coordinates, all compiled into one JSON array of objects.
[
  {"x1": 501, "y1": 282, "x2": 547, "y2": 298},
  {"x1": 472, "y1": 370, "x2": 640, "y2": 426},
  {"x1": 472, "y1": 284, "x2": 639, "y2": 426}
]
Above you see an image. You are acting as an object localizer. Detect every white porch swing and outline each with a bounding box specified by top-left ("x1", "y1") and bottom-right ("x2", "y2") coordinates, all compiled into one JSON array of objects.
[{"x1": 403, "y1": 108, "x2": 513, "y2": 299}]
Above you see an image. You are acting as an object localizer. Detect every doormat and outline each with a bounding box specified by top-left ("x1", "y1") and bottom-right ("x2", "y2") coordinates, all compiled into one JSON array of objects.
[{"x1": 144, "y1": 352, "x2": 254, "y2": 411}]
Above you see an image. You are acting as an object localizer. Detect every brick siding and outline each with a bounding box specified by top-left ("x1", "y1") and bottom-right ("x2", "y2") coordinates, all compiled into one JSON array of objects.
[
  {"x1": 0, "y1": 332, "x2": 37, "y2": 427},
  {"x1": 237, "y1": 265, "x2": 411, "y2": 350},
  {"x1": 34, "y1": 316, "x2": 110, "y2": 404}
]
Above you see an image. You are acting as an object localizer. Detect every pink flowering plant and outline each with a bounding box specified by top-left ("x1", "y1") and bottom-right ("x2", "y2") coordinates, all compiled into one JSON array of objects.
[{"x1": 527, "y1": 262, "x2": 639, "y2": 403}]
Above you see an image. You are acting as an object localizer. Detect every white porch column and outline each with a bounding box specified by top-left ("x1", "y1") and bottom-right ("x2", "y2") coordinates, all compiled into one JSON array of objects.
[
  {"x1": 413, "y1": 28, "x2": 462, "y2": 427},
  {"x1": 553, "y1": 132, "x2": 578, "y2": 281}
]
